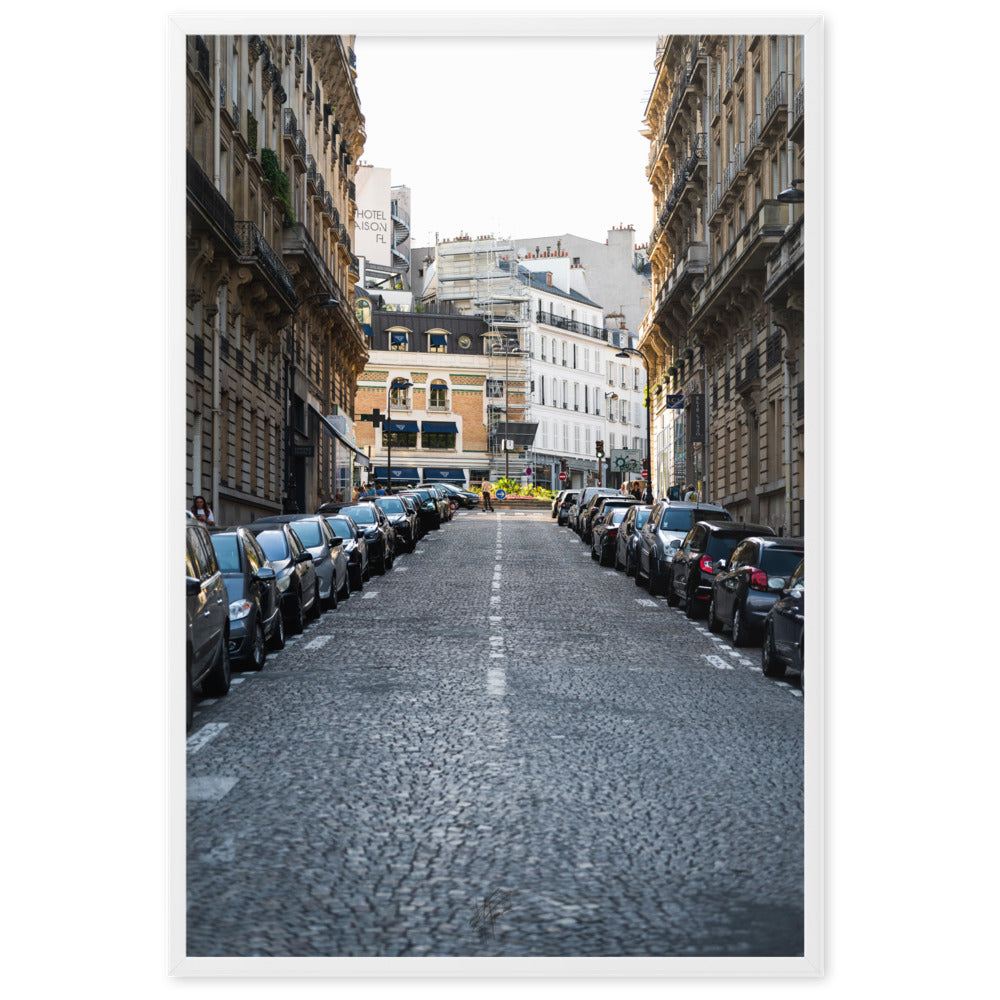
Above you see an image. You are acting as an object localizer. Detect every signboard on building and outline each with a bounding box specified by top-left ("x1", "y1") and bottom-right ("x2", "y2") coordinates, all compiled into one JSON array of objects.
[
  {"x1": 665, "y1": 393, "x2": 685, "y2": 409},
  {"x1": 687, "y1": 393, "x2": 705, "y2": 443},
  {"x1": 354, "y1": 166, "x2": 392, "y2": 267},
  {"x1": 611, "y1": 448, "x2": 641, "y2": 472}
]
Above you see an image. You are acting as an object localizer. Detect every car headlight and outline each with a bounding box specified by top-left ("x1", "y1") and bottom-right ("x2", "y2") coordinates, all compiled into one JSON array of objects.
[
  {"x1": 229, "y1": 599, "x2": 252, "y2": 621},
  {"x1": 662, "y1": 548, "x2": 677, "y2": 562}
]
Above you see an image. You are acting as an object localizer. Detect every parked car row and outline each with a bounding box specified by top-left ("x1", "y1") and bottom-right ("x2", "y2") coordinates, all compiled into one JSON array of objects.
[
  {"x1": 185, "y1": 484, "x2": 466, "y2": 730},
  {"x1": 560, "y1": 493, "x2": 805, "y2": 686}
]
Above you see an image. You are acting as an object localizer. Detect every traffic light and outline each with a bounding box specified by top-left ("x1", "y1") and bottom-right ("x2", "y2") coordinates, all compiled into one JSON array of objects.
[
  {"x1": 596, "y1": 439, "x2": 604, "y2": 458},
  {"x1": 641, "y1": 457, "x2": 649, "y2": 471}
]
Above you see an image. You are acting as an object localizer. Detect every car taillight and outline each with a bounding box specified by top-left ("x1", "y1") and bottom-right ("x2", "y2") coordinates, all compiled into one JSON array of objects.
[
  {"x1": 700, "y1": 555, "x2": 715, "y2": 574},
  {"x1": 748, "y1": 568, "x2": 769, "y2": 591},
  {"x1": 608, "y1": 528, "x2": 618, "y2": 538}
]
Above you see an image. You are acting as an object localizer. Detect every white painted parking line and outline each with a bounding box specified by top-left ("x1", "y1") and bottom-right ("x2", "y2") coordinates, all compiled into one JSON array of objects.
[
  {"x1": 304, "y1": 635, "x2": 334, "y2": 650},
  {"x1": 187, "y1": 722, "x2": 229, "y2": 754},
  {"x1": 187, "y1": 776, "x2": 239, "y2": 801},
  {"x1": 492, "y1": 581, "x2": 501, "y2": 589},
  {"x1": 395, "y1": 565, "x2": 409, "y2": 572},
  {"x1": 362, "y1": 591, "x2": 379, "y2": 599},
  {"x1": 635, "y1": 599, "x2": 658, "y2": 608},
  {"x1": 701, "y1": 655, "x2": 734, "y2": 671},
  {"x1": 229, "y1": 676, "x2": 246, "y2": 684}
]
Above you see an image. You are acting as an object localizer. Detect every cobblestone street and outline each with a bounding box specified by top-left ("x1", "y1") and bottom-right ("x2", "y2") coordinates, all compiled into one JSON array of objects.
[{"x1": 186, "y1": 509, "x2": 804, "y2": 958}]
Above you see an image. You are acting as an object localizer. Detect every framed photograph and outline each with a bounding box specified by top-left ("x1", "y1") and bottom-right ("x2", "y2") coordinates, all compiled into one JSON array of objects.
[{"x1": 171, "y1": 11, "x2": 823, "y2": 979}]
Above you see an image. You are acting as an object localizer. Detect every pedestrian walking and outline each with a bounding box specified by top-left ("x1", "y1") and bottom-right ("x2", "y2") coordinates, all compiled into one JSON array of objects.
[
  {"x1": 191, "y1": 496, "x2": 214, "y2": 525},
  {"x1": 642, "y1": 483, "x2": 653, "y2": 505},
  {"x1": 684, "y1": 485, "x2": 700, "y2": 502},
  {"x1": 480, "y1": 480, "x2": 495, "y2": 512}
]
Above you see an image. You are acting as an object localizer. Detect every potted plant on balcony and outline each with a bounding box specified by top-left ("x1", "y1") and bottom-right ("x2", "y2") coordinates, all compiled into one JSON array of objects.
[
  {"x1": 667, "y1": 365, "x2": 679, "y2": 377},
  {"x1": 683, "y1": 347, "x2": 694, "y2": 361}
]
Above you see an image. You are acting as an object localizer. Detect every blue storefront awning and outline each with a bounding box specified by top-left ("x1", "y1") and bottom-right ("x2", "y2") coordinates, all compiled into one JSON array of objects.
[
  {"x1": 421, "y1": 421, "x2": 459, "y2": 434},
  {"x1": 386, "y1": 420, "x2": 418, "y2": 433},
  {"x1": 373, "y1": 467, "x2": 421, "y2": 482},
  {"x1": 421, "y1": 468, "x2": 466, "y2": 483}
]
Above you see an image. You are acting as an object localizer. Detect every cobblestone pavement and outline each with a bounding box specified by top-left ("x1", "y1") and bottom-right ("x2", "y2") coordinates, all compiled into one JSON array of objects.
[{"x1": 186, "y1": 509, "x2": 804, "y2": 958}]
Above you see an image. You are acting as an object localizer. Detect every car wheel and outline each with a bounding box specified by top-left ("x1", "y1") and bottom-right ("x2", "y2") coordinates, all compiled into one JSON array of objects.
[
  {"x1": 707, "y1": 594, "x2": 722, "y2": 634},
  {"x1": 268, "y1": 611, "x2": 286, "y2": 651},
  {"x1": 731, "y1": 603, "x2": 750, "y2": 647},
  {"x1": 683, "y1": 585, "x2": 700, "y2": 618},
  {"x1": 634, "y1": 556, "x2": 645, "y2": 585},
  {"x1": 363, "y1": 562, "x2": 371, "y2": 582},
  {"x1": 308, "y1": 581, "x2": 322, "y2": 619},
  {"x1": 352, "y1": 567, "x2": 364, "y2": 592},
  {"x1": 286, "y1": 592, "x2": 305, "y2": 634},
  {"x1": 647, "y1": 561, "x2": 659, "y2": 595},
  {"x1": 591, "y1": 542, "x2": 598, "y2": 560},
  {"x1": 203, "y1": 633, "x2": 231, "y2": 697},
  {"x1": 339, "y1": 573, "x2": 350, "y2": 600},
  {"x1": 761, "y1": 624, "x2": 784, "y2": 678},
  {"x1": 247, "y1": 617, "x2": 266, "y2": 671},
  {"x1": 625, "y1": 550, "x2": 633, "y2": 576}
]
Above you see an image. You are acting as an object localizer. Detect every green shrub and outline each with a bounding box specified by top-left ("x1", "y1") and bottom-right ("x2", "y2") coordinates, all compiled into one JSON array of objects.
[{"x1": 260, "y1": 147, "x2": 295, "y2": 225}]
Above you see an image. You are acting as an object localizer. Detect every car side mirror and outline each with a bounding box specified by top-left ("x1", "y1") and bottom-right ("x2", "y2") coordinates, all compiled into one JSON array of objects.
[
  {"x1": 296, "y1": 551, "x2": 313, "y2": 563},
  {"x1": 186, "y1": 576, "x2": 201, "y2": 597},
  {"x1": 255, "y1": 565, "x2": 276, "y2": 581},
  {"x1": 329, "y1": 537, "x2": 343, "y2": 547}
]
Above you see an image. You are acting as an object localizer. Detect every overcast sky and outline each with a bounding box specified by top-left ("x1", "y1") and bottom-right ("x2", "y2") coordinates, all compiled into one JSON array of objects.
[{"x1": 354, "y1": 34, "x2": 658, "y2": 249}]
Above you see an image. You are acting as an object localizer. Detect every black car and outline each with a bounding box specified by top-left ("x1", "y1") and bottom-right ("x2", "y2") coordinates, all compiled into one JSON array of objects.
[
  {"x1": 577, "y1": 487, "x2": 623, "y2": 543},
  {"x1": 373, "y1": 496, "x2": 418, "y2": 553},
  {"x1": 186, "y1": 518, "x2": 230, "y2": 729},
  {"x1": 321, "y1": 501, "x2": 395, "y2": 574},
  {"x1": 615, "y1": 504, "x2": 652, "y2": 574},
  {"x1": 708, "y1": 536, "x2": 805, "y2": 646},
  {"x1": 635, "y1": 500, "x2": 734, "y2": 595},
  {"x1": 245, "y1": 522, "x2": 319, "y2": 634},
  {"x1": 590, "y1": 506, "x2": 631, "y2": 566},
  {"x1": 425, "y1": 482, "x2": 478, "y2": 509},
  {"x1": 397, "y1": 489, "x2": 442, "y2": 533},
  {"x1": 396, "y1": 494, "x2": 425, "y2": 539},
  {"x1": 209, "y1": 526, "x2": 285, "y2": 670},
  {"x1": 761, "y1": 558, "x2": 805, "y2": 683},
  {"x1": 667, "y1": 521, "x2": 776, "y2": 618},
  {"x1": 323, "y1": 514, "x2": 370, "y2": 590}
]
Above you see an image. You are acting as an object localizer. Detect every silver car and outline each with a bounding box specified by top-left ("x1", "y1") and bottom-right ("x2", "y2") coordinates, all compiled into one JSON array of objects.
[{"x1": 289, "y1": 515, "x2": 350, "y2": 609}]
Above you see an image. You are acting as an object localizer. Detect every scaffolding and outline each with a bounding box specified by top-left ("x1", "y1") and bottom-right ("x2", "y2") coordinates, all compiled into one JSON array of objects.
[{"x1": 435, "y1": 235, "x2": 534, "y2": 479}]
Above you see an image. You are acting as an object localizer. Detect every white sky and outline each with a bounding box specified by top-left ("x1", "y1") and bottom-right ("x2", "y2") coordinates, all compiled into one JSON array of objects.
[{"x1": 354, "y1": 34, "x2": 658, "y2": 249}]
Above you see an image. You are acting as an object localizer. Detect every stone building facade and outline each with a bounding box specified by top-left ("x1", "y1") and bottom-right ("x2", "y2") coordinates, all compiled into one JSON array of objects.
[
  {"x1": 185, "y1": 33, "x2": 369, "y2": 524},
  {"x1": 639, "y1": 33, "x2": 805, "y2": 534},
  {"x1": 353, "y1": 307, "x2": 493, "y2": 487}
]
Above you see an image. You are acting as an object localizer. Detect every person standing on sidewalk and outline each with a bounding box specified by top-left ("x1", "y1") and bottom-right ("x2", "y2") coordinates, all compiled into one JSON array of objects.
[{"x1": 480, "y1": 479, "x2": 495, "y2": 512}]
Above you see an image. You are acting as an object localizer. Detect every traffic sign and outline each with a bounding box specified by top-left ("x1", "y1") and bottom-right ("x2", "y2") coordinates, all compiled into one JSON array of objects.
[
  {"x1": 558, "y1": 472, "x2": 567, "y2": 481},
  {"x1": 641, "y1": 470, "x2": 649, "y2": 479},
  {"x1": 495, "y1": 489, "x2": 507, "y2": 500},
  {"x1": 524, "y1": 466, "x2": 532, "y2": 476}
]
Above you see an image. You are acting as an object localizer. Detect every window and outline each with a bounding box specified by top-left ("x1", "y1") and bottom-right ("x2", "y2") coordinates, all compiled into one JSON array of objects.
[
  {"x1": 389, "y1": 330, "x2": 409, "y2": 351},
  {"x1": 423, "y1": 431, "x2": 456, "y2": 450},
  {"x1": 540, "y1": 336, "x2": 547, "y2": 361},
  {"x1": 429, "y1": 380, "x2": 449, "y2": 409},
  {"x1": 384, "y1": 429, "x2": 417, "y2": 448},
  {"x1": 389, "y1": 383, "x2": 410, "y2": 408},
  {"x1": 428, "y1": 333, "x2": 448, "y2": 353}
]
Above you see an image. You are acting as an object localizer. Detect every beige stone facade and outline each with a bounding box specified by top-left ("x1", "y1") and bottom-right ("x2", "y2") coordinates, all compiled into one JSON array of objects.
[
  {"x1": 639, "y1": 34, "x2": 805, "y2": 534},
  {"x1": 186, "y1": 34, "x2": 369, "y2": 523}
]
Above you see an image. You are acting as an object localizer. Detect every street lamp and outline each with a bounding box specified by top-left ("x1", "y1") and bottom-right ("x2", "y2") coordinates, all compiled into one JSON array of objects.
[
  {"x1": 284, "y1": 291, "x2": 339, "y2": 512},
  {"x1": 603, "y1": 392, "x2": 618, "y2": 488},
  {"x1": 777, "y1": 178, "x2": 804, "y2": 203},
  {"x1": 615, "y1": 346, "x2": 652, "y2": 499},
  {"x1": 385, "y1": 377, "x2": 413, "y2": 493}
]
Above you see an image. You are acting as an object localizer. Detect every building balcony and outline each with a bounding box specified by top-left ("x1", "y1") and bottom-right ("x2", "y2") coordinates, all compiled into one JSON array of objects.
[
  {"x1": 282, "y1": 222, "x2": 344, "y2": 306},
  {"x1": 761, "y1": 71, "x2": 789, "y2": 143},
  {"x1": 652, "y1": 242, "x2": 708, "y2": 323},
  {"x1": 788, "y1": 83, "x2": 804, "y2": 145},
  {"x1": 764, "y1": 214, "x2": 804, "y2": 304},
  {"x1": 186, "y1": 151, "x2": 240, "y2": 250},
  {"x1": 234, "y1": 220, "x2": 297, "y2": 307}
]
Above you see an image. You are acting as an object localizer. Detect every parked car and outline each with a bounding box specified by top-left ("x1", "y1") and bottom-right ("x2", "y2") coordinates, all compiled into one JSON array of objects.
[
  {"x1": 396, "y1": 494, "x2": 425, "y2": 539},
  {"x1": 551, "y1": 489, "x2": 567, "y2": 518},
  {"x1": 322, "y1": 501, "x2": 396, "y2": 573},
  {"x1": 556, "y1": 490, "x2": 579, "y2": 526},
  {"x1": 253, "y1": 514, "x2": 348, "y2": 610},
  {"x1": 590, "y1": 506, "x2": 631, "y2": 566},
  {"x1": 708, "y1": 536, "x2": 805, "y2": 645},
  {"x1": 615, "y1": 504, "x2": 652, "y2": 574},
  {"x1": 373, "y1": 495, "x2": 418, "y2": 553},
  {"x1": 245, "y1": 522, "x2": 319, "y2": 633},
  {"x1": 635, "y1": 500, "x2": 734, "y2": 594},
  {"x1": 186, "y1": 518, "x2": 231, "y2": 729},
  {"x1": 209, "y1": 526, "x2": 284, "y2": 671},
  {"x1": 425, "y1": 484, "x2": 453, "y2": 521},
  {"x1": 667, "y1": 520, "x2": 776, "y2": 618},
  {"x1": 426, "y1": 482, "x2": 478, "y2": 509},
  {"x1": 396, "y1": 489, "x2": 442, "y2": 533},
  {"x1": 761, "y1": 557, "x2": 805, "y2": 683},
  {"x1": 577, "y1": 487, "x2": 623, "y2": 542},
  {"x1": 323, "y1": 514, "x2": 369, "y2": 590}
]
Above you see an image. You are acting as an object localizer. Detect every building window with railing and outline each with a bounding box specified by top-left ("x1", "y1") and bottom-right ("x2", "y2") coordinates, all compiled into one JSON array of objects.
[
  {"x1": 429, "y1": 380, "x2": 449, "y2": 410},
  {"x1": 389, "y1": 330, "x2": 409, "y2": 351},
  {"x1": 389, "y1": 382, "x2": 411, "y2": 408}
]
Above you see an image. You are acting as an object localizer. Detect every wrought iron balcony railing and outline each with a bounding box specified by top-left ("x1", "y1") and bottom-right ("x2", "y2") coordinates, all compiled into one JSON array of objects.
[
  {"x1": 186, "y1": 151, "x2": 239, "y2": 248},
  {"x1": 764, "y1": 71, "x2": 788, "y2": 127},
  {"x1": 234, "y1": 221, "x2": 296, "y2": 305}
]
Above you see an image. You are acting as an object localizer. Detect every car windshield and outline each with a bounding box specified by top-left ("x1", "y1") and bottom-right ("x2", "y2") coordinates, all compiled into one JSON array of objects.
[
  {"x1": 291, "y1": 520, "x2": 323, "y2": 546},
  {"x1": 325, "y1": 518, "x2": 354, "y2": 539},
  {"x1": 340, "y1": 505, "x2": 376, "y2": 525},
  {"x1": 760, "y1": 548, "x2": 806, "y2": 576},
  {"x1": 376, "y1": 498, "x2": 406, "y2": 514},
  {"x1": 706, "y1": 534, "x2": 753, "y2": 560},
  {"x1": 255, "y1": 530, "x2": 290, "y2": 561},
  {"x1": 210, "y1": 534, "x2": 242, "y2": 573}
]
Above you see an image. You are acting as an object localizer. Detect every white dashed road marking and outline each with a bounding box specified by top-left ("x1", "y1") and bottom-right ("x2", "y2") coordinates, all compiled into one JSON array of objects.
[
  {"x1": 187, "y1": 722, "x2": 229, "y2": 754},
  {"x1": 304, "y1": 635, "x2": 334, "y2": 650}
]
